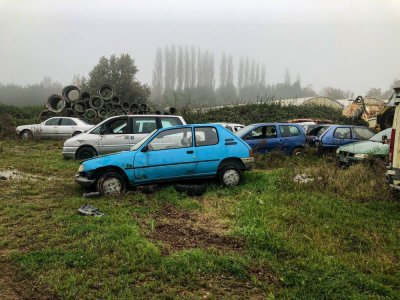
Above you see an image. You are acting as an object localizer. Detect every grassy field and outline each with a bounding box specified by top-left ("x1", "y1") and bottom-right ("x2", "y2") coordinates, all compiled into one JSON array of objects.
[{"x1": 0, "y1": 139, "x2": 399, "y2": 299}]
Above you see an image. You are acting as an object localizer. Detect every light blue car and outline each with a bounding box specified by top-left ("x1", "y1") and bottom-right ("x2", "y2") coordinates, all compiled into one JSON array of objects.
[{"x1": 76, "y1": 124, "x2": 254, "y2": 195}]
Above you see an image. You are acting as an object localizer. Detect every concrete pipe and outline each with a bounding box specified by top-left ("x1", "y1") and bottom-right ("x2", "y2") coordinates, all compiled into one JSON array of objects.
[
  {"x1": 39, "y1": 110, "x2": 57, "y2": 121},
  {"x1": 154, "y1": 110, "x2": 161, "y2": 115},
  {"x1": 73, "y1": 101, "x2": 86, "y2": 114},
  {"x1": 130, "y1": 103, "x2": 139, "y2": 111},
  {"x1": 103, "y1": 102, "x2": 113, "y2": 111},
  {"x1": 85, "y1": 109, "x2": 97, "y2": 120},
  {"x1": 46, "y1": 94, "x2": 66, "y2": 113},
  {"x1": 108, "y1": 110, "x2": 118, "y2": 117},
  {"x1": 98, "y1": 84, "x2": 114, "y2": 101},
  {"x1": 113, "y1": 104, "x2": 122, "y2": 111},
  {"x1": 130, "y1": 109, "x2": 139, "y2": 114},
  {"x1": 62, "y1": 85, "x2": 81, "y2": 103},
  {"x1": 116, "y1": 110, "x2": 127, "y2": 116},
  {"x1": 111, "y1": 96, "x2": 121, "y2": 105},
  {"x1": 89, "y1": 96, "x2": 104, "y2": 109},
  {"x1": 98, "y1": 108, "x2": 108, "y2": 119},
  {"x1": 164, "y1": 106, "x2": 176, "y2": 115},
  {"x1": 139, "y1": 103, "x2": 147, "y2": 112},
  {"x1": 61, "y1": 108, "x2": 77, "y2": 117},
  {"x1": 121, "y1": 101, "x2": 130, "y2": 111}
]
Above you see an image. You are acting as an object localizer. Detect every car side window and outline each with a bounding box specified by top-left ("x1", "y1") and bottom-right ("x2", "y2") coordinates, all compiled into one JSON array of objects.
[
  {"x1": 160, "y1": 117, "x2": 182, "y2": 128},
  {"x1": 101, "y1": 118, "x2": 128, "y2": 135},
  {"x1": 248, "y1": 126, "x2": 277, "y2": 140},
  {"x1": 45, "y1": 118, "x2": 60, "y2": 126},
  {"x1": 333, "y1": 127, "x2": 352, "y2": 139},
  {"x1": 353, "y1": 127, "x2": 374, "y2": 140},
  {"x1": 280, "y1": 125, "x2": 301, "y2": 137},
  {"x1": 60, "y1": 118, "x2": 77, "y2": 126},
  {"x1": 132, "y1": 117, "x2": 157, "y2": 134},
  {"x1": 148, "y1": 128, "x2": 193, "y2": 151},
  {"x1": 195, "y1": 127, "x2": 219, "y2": 146}
]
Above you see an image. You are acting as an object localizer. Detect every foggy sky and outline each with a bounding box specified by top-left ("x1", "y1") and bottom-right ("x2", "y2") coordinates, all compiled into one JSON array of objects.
[{"x1": 0, "y1": 0, "x2": 399, "y2": 95}]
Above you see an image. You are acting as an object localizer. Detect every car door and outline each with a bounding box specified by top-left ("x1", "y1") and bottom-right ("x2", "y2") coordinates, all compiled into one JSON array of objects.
[
  {"x1": 129, "y1": 117, "x2": 158, "y2": 147},
  {"x1": 133, "y1": 127, "x2": 196, "y2": 183},
  {"x1": 41, "y1": 118, "x2": 61, "y2": 138},
  {"x1": 279, "y1": 124, "x2": 304, "y2": 154},
  {"x1": 58, "y1": 118, "x2": 78, "y2": 138},
  {"x1": 98, "y1": 117, "x2": 130, "y2": 154},
  {"x1": 243, "y1": 125, "x2": 280, "y2": 153},
  {"x1": 193, "y1": 126, "x2": 221, "y2": 175}
]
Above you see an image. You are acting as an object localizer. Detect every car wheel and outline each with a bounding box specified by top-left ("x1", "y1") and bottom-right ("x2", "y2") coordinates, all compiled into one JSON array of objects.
[
  {"x1": 72, "y1": 131, "x2": 82, "y2": 137},
  {"x1": 218, "y1": 165, "x2": 242, "y2": 187},
  {"x1": 76, "y1": 146, "x2": 97, "y2": 160},
  {"x1": 292, "y1": 147, "x2": 303, "y2": 156},
  {"x1": 174, "y1": 183, "x2": 207, "y2": 196},
  {"x1": 96, "y1": 172, "x2": 126, "y2": 196},
  {"x1": 20, "y1": 130, "x2": 33, "y2": 140}
]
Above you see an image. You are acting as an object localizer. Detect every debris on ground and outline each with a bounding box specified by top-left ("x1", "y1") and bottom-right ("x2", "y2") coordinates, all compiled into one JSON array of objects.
[
  {"x1": 0, "y1": 169, "x2": 52, "y2": 182},
  {"x1": 83, "y1": 192, "x2": 101, "y2": 199},
  {"x1": 294, "y1": 173, "x2": 315, "y2": 184},
  {"x1": 77, "y1": 204, "x2": 105, "y2": 217}
]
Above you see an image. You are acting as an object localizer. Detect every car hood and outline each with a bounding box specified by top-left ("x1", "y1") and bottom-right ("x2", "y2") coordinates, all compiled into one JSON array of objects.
[
  {"x1": 82, "y1": 150, "x2": 135, "y2": 171},
  {"x1": 338, "y1": 140, "x2": 389, "y2": 155}
]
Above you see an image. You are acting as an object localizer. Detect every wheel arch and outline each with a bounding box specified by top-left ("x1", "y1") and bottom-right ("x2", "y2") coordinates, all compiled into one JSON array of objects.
[
  {"x1": 217, "y1": 157, "x2": 245, "y2": 171},
  {"x1": 93, "y1": 165, "x2": 129, "y2": 185},
  {"x1": 75, "y1": 145, "x2": 98, "y2": 159}
]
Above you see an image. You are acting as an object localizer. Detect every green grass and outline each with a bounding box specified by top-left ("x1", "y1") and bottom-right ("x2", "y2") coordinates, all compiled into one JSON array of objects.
[{"x1": 0, "y1": 139, "x2": 399, "y2": 298}]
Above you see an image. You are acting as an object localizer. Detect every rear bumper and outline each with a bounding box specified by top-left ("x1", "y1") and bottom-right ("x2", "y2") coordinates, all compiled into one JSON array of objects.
[
  {"x1": 241, "y1": 157, "x2": 254, "y2": 171},
  {"x1": 75, "y1": 174, "x2": 95, "y2": 188}
]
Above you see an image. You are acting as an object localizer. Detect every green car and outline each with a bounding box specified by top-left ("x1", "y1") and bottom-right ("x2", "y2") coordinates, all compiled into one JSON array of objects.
[{"x1": 336, "y1": 128, "x2": 391, "y2": 165}]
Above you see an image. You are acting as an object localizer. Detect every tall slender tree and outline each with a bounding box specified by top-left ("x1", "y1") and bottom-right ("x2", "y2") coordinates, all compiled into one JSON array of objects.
[
  {"x1": 176, "y1": 46, "x2": 184, "y2": 91},
  {"x1": 151, "y1": 48, "x2": 163, "y2": 102}
]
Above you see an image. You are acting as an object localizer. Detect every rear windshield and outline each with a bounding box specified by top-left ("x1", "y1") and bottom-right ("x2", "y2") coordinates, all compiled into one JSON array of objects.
[
  {"x1": 308, "y1": 125, "x2": 329, "y2": 137},
  {"x1": 370, "y1": 128, "x2": 392, "y2": 142}
]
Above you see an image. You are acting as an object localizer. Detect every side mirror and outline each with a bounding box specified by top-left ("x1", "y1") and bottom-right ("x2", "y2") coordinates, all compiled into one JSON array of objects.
[
  {"x1": 382, "y1": 135, "x2": 388, "y2": 144},
  {"x1": 141, "y1": 145, "x2": 149, "y2": 152}
]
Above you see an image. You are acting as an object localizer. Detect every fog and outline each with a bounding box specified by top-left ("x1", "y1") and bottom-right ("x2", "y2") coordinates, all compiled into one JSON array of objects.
[{"x1": 0, "y1": 0, "x2": 399, "y2": 95}]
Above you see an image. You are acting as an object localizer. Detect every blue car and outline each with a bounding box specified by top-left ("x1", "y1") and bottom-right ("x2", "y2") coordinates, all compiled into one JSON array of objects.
[
  {"x1": 306, "y1": 124, "x2": 375, "y2": 151},
  {"x1": 76, "y1": 124, "x2": 254, "y2": 195},
  {"x1": 236, "y1": 123, "x2": 306, "y2": 155}
]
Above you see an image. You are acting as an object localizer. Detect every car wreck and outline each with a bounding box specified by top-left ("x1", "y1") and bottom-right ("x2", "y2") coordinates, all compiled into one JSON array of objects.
[{"x1": 75, "y1": 124, "x2": 254, "y2": 195}]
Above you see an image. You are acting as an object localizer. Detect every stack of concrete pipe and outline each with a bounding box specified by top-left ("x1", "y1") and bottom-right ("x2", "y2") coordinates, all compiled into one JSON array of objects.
[{"x1": 41, "y1": 84, "x2": 176, "y2": 123}]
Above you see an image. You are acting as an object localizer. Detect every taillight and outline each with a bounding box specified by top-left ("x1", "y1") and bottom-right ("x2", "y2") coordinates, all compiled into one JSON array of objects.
[
  {"x1": 249, "y1": 149, "x2": 254, "y2": 157},
  {"x1": 389, "y1": 128, "x2": 395, "y2": 163}
]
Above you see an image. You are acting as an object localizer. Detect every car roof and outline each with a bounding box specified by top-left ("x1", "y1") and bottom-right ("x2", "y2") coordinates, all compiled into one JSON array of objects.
[{"x1": 248, "y1": 122, "x2": 302, "y2": 126}]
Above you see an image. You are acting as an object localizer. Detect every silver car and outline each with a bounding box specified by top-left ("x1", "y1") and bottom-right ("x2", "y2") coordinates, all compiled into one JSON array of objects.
[
  {"x1": 63, "y1": 114, "x2": 186, "y2": 159},
  {"x1": 16, "y1": 117, "x2": 93, "y2": 139}
]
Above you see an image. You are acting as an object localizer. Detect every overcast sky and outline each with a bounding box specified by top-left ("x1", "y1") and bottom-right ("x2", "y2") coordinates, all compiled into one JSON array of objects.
[{"x1": 0, "y1": 0, "x2": 399, "y2": 95}]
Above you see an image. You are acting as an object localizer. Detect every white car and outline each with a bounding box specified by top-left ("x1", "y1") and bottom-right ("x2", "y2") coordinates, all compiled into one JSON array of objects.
[
  {"x1": 211, "y1": 122, "x2": 245, "y2": 132},
  {"x1": 16, "y1": 117, "x2": 93, "y2": 140},
  {"x1": 63, "y1": 114, "x2": 186, "y2": 159}
]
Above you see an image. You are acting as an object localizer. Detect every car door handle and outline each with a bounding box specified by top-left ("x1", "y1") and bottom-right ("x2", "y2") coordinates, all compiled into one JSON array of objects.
[{"x1": 186, "y1": 150, "x2": 194, "y2": 154}]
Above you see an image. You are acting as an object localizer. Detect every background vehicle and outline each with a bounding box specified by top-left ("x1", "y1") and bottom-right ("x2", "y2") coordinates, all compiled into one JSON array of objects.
[
  {"x1": 16, "y1": 117, "x2": 93, "y2": 139},
  {"x1": 236, "y1": 123, "x2": 305, "y2": 155},
  {"x1": 63, "y1": 115, "x2": 186, "y2": 159},
  {"x1": 211, "y1": 122, "x2": 245, "y2": 132},
  {"x1": 336, "y1": 128, "x2": 391, "y2": 165},
  {"x1": 385, "y1": 87, "x2": 400, "y2": 189},
  {"x1": 75, "y1": 124, "x2": 254, "y2": 195},
  {"x1": 306, "y1": 124, "x2": 375, "y2": 151}
]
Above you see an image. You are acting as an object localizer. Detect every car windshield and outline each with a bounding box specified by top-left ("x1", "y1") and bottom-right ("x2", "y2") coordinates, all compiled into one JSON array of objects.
[
  {"x1": 130, "y1": 129, "x2": 157, "y2": 151},
  {"x1": 308, "y1": 125, "x2": 330, "y2": 137},
  {"x1": 79, "y1": 119, "x2": 91, "y2": 125},
  {"x1": 236, "y1": 124, "x2": 256, "y2": 136},
  {"x1": 370, "y1": 128, "x2": 392, "y2": 142}
]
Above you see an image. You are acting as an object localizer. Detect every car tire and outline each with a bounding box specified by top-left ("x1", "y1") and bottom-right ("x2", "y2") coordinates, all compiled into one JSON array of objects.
[
  {"x1": 72, "y1": 131, "x2": 82, "y2": 137},
  {"x1": 174, "y1": 183, "x2": 207, "y2": 196},
  {"x1": 76, "y1": 146, "x2": 97, "y2": 160},
  {"x1": 292, "y1": 147, "x2": 303, "y2": 156},
  {"x1": 96, "y1": 171, "x2": 126, "y2": 196},
  {"x1": 20, "y1": 130, "x2": 33, "y2": 140},
  {"x1": 217, "y1": 165, "x2": 242, "y2": 187}
]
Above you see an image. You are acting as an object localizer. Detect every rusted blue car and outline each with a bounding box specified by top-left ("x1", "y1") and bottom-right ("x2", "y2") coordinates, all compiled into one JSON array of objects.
[{"x1": 76, "y1": 124, "x2": 254, "y2": 195}]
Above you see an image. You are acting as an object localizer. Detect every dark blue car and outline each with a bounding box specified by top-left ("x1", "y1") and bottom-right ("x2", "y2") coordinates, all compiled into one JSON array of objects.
[
  {"x1": 76, "y1": 124, "x2": 254, "y2": 195},
  {"x1": 236, "y1": 123, "x2": 306, "y2": 155},
  {"x1": 306, "y1": 124, "x2": 375, "y2": 151}
]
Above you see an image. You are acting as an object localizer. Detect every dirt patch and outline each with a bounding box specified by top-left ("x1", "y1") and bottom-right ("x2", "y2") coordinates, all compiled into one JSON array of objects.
[
  {"x1": 0, "y1": 169, "x2": 53, "y2": 182},
  {"x1": 144, "y1": 205, "x2": 243, "y2": 253}
]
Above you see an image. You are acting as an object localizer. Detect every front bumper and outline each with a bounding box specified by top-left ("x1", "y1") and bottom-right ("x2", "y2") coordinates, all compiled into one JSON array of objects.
[
  {"x1": 63, "y1": 146, "x2": 79, "y2": 159},
  {"x1": 241, "y1": 157, "x2": 254, "y2": 171},
  {"x1": 336, "y1": 154, "x2": 363, "y2": 165},
  {"x1": 75, "y1": 174, "x2": 95, "y2": 188}
]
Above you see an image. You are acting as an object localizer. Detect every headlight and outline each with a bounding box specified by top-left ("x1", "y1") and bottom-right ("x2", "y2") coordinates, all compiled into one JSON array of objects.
[
  {"x1": 78, "y1": 164, "x2": 84, "y2": 173},
  {"x1": 354, "y1": 153, "x2": 368, "y2": 159}
]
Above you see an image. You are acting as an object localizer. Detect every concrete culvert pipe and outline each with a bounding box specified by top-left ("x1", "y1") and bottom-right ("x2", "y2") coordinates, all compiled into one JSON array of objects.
[
  {"x1": 164, "y1": 106, "x2": 176, "y2": 115},
  {"x1": 85, "y1": 109, "x2": 97, "y2": 120},
  {"x1": 111, "y1": 96, "x2": 120, "y2": 105},
  {"x1": 121, "y1": 101, "x2": 130, "y2": 111},
  {"x1": 103, "y1": 103, "x2": 113, "y2": 111},
  {"x1": 81, "y1": 92, "x2": 91, "y2": 103},
  {"x1": 39, "y1": 110, "x2": 57, "y2": 121},
  {"x1": 154, "y1": 110, "x2": 161, "y2": 115},
  {"x1": 108, "y1": 110, "x2": 118, "y2": 117},
  {"x1": 117, "y1": 110, "x2": 127, "y2": 116},
  {"x1": 73, "y1": 102, "x2": 86, "y2": 114},
  {"x1": 46, "y1": 94, "x2": 66, "y2": 113},
  {"x1": 98, "y1": 109, "x2": 108, "y2": 119},
  {"x1": 89, "y1": 96, "x2": 104, "y2": 109},
  {"x1": 98, "y1": 84, "x2": 114, "y2": 100},
  {"x1": 113, "y1": 104, "x2": 122, "y2": 111},
  {"x1": 62, "y1": 85, "x2": 81, "y2": 103},
  {"x1": 62, "y1": 108, "x2": 77, "y2": 117},
  {"x1": 130, "y1": 109, "x2": 139, "y2": 114},
  {"x1": 130, "y1": 103, "x2": 139, "y2": 111},
  {"x1": 139, "y1": 103, "x2": 147, "y2": 112}
]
